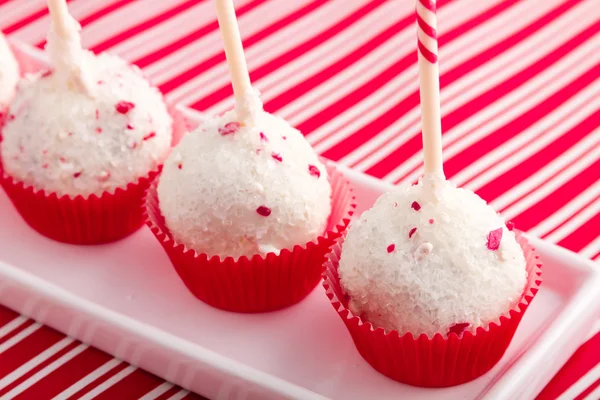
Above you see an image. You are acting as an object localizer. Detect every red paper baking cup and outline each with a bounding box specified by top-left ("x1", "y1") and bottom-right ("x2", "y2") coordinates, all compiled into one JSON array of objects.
[
  {"x1": 323, "y1": 231, "x2": 542, "y2": 387},
  {"x1": 0, "y1": 165, "x2": 159, "y2": 245},
  {"x1": 145, "y1": 164, "x2": 355, "y2": 313}
]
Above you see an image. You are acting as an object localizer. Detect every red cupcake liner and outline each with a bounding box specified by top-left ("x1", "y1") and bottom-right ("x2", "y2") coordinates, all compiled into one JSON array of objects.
[
  {"x1": 323, "y1": 231, "x2": 542, "y2": 387},
  {"x1": 0, "y1": 165, "x2": 159, "y2": 245},
  {"x1": 145, "y1": 164, "x2": 355, "y2": 313}
]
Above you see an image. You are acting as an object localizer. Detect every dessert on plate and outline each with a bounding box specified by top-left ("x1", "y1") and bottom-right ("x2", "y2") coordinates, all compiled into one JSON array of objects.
[
  {"x1": 323, "y1": 0, "x2": 542, "y2": 387},
  {"x1": 145, "y1": 0, "x2": 353, "y2": 313},
  {"x1": 0, "y1": 31, "x2": 19, "y2": 113},
  {"x1": 0, "y1": 0, "x2": 173, "y2": 244}
]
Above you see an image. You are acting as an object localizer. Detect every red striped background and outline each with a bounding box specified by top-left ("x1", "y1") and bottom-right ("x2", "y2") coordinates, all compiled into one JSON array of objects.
[{"x1": 0, "y1": 0, "x2": 598, "y2": 398}]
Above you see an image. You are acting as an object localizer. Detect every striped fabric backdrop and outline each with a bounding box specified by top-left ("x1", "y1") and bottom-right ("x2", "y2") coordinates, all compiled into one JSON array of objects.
[{"x1": 0, "y1": 0, "x2": 598, "y2": 398}]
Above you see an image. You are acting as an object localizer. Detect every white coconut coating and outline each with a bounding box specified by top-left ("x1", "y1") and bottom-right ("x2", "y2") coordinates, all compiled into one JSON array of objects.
[
  {"x1": 0, "y1": 51, "x2": 172, "y2": 197},
  {"x1": 338, "y1": 176, "x2": 527, "y2": 338},
  {"x1": 157, "y1": 109, "x2": 332, "y2": 260},
  {"x1": 0, "y1": 32, "x2": 19, "y2": 108}
]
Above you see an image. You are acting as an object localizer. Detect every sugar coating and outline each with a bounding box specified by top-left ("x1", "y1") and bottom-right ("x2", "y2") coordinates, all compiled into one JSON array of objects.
[
  {"x1": 157, "y1": 109, "x2": 332, "y2": 260},
  {"x1": 0, "y1": 32, "x2": 19, "y2": 107},
  {"x1": 338, "y1": 176, "x2": 527, "y2": 338},
  {"x1": 0, "y1": 51, "x2": 172, "y2": 197}
]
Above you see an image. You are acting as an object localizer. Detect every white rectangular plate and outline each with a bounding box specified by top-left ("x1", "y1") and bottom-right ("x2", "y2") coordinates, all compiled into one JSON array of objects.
[{"x1": 0, "y1": 42, "x2": 599, "y2": 400}]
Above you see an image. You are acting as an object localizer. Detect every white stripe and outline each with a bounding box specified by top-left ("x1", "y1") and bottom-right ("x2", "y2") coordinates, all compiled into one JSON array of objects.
[
  {"x1": 0, "y1": 316, "x2": 29, "y2": 340},
  {"x1": 583, "y1": 384, "x2": 600, "y2": 400},
  {"x1": 167, "y1": 389, "x2": 190, "y2": 400},
  {"x1": 77, "y1": 365, "x2": 136, "y2": 400},
  {"x1": 278, "y1": 0, "x2": 489, "y2": 124},
  {"x1": 580, "y1": 236, "x2": 600, "y2": 259},
  {"x1": 139, "y1": 382, "x2": 175, "y2": 400},
  {"x1": 1, "y1": 343, "x2": 88, "y2": 399},
  {"x1": 203, "y1": 0, "x2": 416, "y2": 115},
  {"x1": 311, "y1": 0, "x2": 565, "y2": 158},
  {"x1": 489, "y1": 132, "x2": 599, "y2": 213},
  {"x1": 544, "y1": 198, "x2": 600, "y2": 244},
  {"x1": 0, "y1": 0, "x2": 46, "y2": 30},
  {"x1": 0, "y1": 337, "x2": 74, "y2": 390},
  {"x1": 10, "y1": 0, "x2": 110, "y2": 44},
  {"x1": 586, "y1": 320, "x2": 600, "y2": 341},
  {"x1": 498, "y1": 139, "x2": 600, "y2": 219},
  {"x1": 530, "y1": 180, "x2": 600, "y2": 238},
  {"x1": 0, "y1": 323, "x2": 42, "y2": 354},
  {"x1": 387, "y1": 17, "x2": 600, "y2": 185},
  {"x1": 51, "y1": 358, "x2": 122, "y2": 400},
  {"x1": 166, "y1": 0, "x2": 375, "y2": 104},
  {"x1": 148, "y1": 0, "x2": 305, "y2": 84},
  {"x1": 556, "y1": 364, "x2": 600, "y2": 400},
  {"x1": 454, "y1": 83, "x2": 600, "y2": 189},
  {"x1": 79, "y1": 0, "x2": 192, "y2": 48}
]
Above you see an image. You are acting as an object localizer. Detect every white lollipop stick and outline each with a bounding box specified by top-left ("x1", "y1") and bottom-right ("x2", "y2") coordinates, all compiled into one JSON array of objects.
[
  {"x1": 416, "y1": 0, "x2": 444, "y2": 178},
  {"x1": 47, "y1": 0, "x2": 94, "y2": 96},
  {"x1": 215, "y1": 0, "x2": 260, "y2": 123}
]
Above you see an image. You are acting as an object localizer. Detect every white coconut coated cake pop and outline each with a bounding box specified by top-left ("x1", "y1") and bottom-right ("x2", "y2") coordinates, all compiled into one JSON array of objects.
[
  {"x1": 338, "y1": 175, "x2": 527, "y2": 338},
  {"x1": 0, "y1": 32, "x2": 19, "y2": 108},
  {"x1": 0, "y1": 31, "x2": 172, "y2": 197},
  {"x1": 157, "y1": 105, "x2": 332, "y2": 260}
]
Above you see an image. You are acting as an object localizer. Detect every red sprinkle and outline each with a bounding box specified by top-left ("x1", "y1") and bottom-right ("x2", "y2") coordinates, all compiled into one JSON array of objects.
[
  {"x1": 127, "y1": 124, "x2": 134, "y2": 130},
  {"x1": 308, "y1": 165, "x2": 321, "y2": 178},
  {"x1": 506, "y1": 221, "x2": 515, "y2": 231},
  {"x1": 143, "y1": 132, "x2": 156, "y2": 141},
  {"x1": 260, "y1": 132, "x2": 268, "y2": 142},
  {"x1": 59, "y1": 157, "x2": 67, "y2": 162},
  {"x1": 256, "y1": 206, "x2": 271, "y2": 217},
  {"x1": 219, "y1": 122, "x2": 240, "y2": 136},
  {"x1": 271, "y1": 152, "x2": 282, "y2": 162},
  {"x1": 95, "y1": 109, "x2": 100, "y2": 120},
  {"x1": 387, "y1": 244, "x2": 395, "y2": 253},
  {"x1": 95, "y1": 127, "x2": 102, "y2": 134},
  {"x1": 97, "y1": 80, "x2": 104, "y2": 85},
  {"x1": 394, "y1": 202, "x2": 398, "y2": 207},
  {"x1": 256, "y1": 149, "x2": 262, "y2": 155},
  {"x1": 411, "y1": 201, "x2": 421, "y2": 211},
  {"x1": 73, "y1": 171, "x2": 82, "y2": 178},
  {"x1": 7, "y1": 114, "x2": 14, "y2": 121},
  {"x1": 130, "y1": 142, "x2": 138, "y2": 149},
  {"x1": 487, "y1": 228, "x2": 503, "y2": 251},
  {"x1": 42, "y1": 163, "x2": 49, "y2": 169},
  {"x1": 429, "y1": 219, "x2": 434, "y2": 224},
  {"x1": 41, "y1": 70, "x2": 53, "y2": 78},
  {"x1": 282, "y1": 136, "x2": 287, "y2": 140},
  {"x1": 448, "y1": 322, "x2": 470, "y2": 336},
  {"x1": 177, "y1": 163, "x2": 183, "y2": 170},
  {"x1": 409, "y1": 227, "x2": 417, "y2": 238},
  {"x1": 115, "y1": 101, "x2": 135, "y2": 114},
  {"x1": 68, "y1": 132, "x2": 73, "y2": 137}
]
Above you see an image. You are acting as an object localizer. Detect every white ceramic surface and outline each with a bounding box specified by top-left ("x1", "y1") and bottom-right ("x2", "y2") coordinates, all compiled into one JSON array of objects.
[{"x1": 0, "y1": 41, "x2": 599, "y2": 400}]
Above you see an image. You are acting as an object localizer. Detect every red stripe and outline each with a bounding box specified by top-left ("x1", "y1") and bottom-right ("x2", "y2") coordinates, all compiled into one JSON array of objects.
[
  {"x1": 537, "y1": 333, "x2": 600, "y2": 399},
  {"x1": 418, "y1": 39, "x2": 438, "y2": 63},
  {"x1": 0, "y1": 305, "x2": 19, "y2": 327},
  {"x1": 419, "y1": 0, "x2": 437, "y2": 13},
  {"x1": 541, "y1": 194, "x2": 600, "y2": 240},
  {"x1": 3, "y1": 0, "x2": 74, "y2": 34},
  {"x1": 471, "y1": 107, "x2": 600, "y2": 203},
  {"x1": 263, "y1": 10, "x2": 419, "y2": 112},
  {"x1": 0, "y1": 320, "x2": 36, "y2": 347},
  {"x1": 357, "y1": 0, "x2": 587, "y2": 178},
  {"x1": 416, "y1": 12, "x2": 437, "y2": 38},
  {"x1": 188, "y1": 0, "x2": 390, "y2": 110},
  {"x1": 63, "y1": 362, "x2": 129, "y2": 399},
  {"x1": 574, "y1": 377, "x2": 600, "y2": 400},
  {"x1": 0, "y1": 340, "x2": 81, "y2": 398},
  {"x1": 35, "y1": 0, "x2": 133, "y2": 49},
  {"x1": 145, "y1": 0, "x2": 320, "y2": 89},
  {"x1": 0, "y1": 326, "x2": 64, "y2": 379},
  {"x1": 134, "y1": 0, "x2": 273, "y2": 68},
  {"x1": 510, "y1": 159, "x2": 600, "y2": 232},
  {"x1": 92, "y1": 369, "x2": 165, "y2": 400},
  {"x1": 14, "y1": 347, "x2": 114, "y2": 400},
  {"x1": 557, "y1": 211, "x2": 600, "y2": 253},
  {"x1": 155, "y1": 386, "x2": 183, "y2": 400},
  {"x1": 90, "y1": 0, "x2": 202, "y2": 54}
]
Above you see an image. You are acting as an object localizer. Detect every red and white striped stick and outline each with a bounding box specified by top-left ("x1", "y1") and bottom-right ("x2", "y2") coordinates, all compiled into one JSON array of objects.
[{"x1": 416, "y1": 0, "x2": 444, "y2": 178}]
